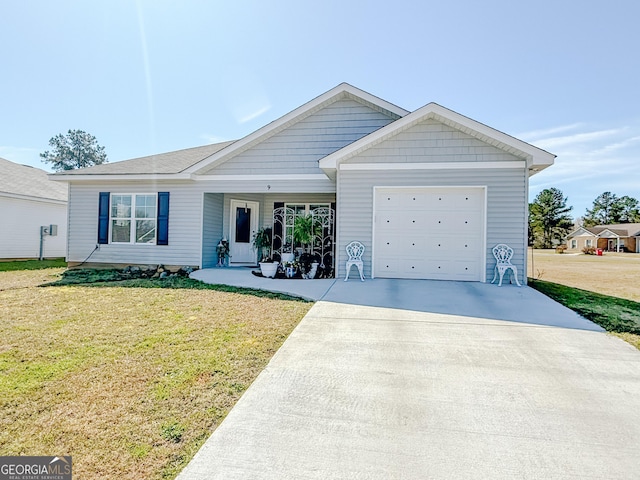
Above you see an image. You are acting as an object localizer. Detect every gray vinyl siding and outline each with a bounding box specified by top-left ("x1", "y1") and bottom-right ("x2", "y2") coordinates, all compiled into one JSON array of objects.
[
  {"x1": 202, "y1": 193, "x2": 224, "y2": 268},
  {"x1": 203, "y1": 99, "x2": 397, "y2": 175},
  {"x1": 68, "y1": 181, "x2": 337, "y2": 268},
  {"x1": 344, "y1": 119, "x2": 518, "y2": 164},
  {"x1": 68, "y1": 182, "x2": 205, "y2": 267},
  {"x1": 336, "y1": 168, "x2": 527, "y2": 283}
]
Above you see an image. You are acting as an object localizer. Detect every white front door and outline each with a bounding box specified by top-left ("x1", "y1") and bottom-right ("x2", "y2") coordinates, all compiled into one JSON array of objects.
[{"x1": 229, "y1": 199, "x2": 259, "y2": 264}]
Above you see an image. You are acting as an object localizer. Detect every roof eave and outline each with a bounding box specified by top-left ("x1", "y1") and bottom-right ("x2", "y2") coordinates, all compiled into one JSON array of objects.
[{"x1": 49, "y1": 173, "x2": 193, "y2": 182}]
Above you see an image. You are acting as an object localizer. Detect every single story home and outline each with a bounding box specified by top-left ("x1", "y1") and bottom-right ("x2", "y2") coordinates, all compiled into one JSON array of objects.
[
  {"x1": 566, "y1": 224, "x2": 640, "y2": 253},
  {"x1": 51, "y1": 83, "x2": 555, "y2": 283},
  {"x1": 0, "y1": 157, "x2": 68, "y2": 259}
]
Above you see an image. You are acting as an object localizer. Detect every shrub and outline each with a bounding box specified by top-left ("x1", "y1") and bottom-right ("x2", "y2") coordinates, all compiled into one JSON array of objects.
[
  {"x1": 555, "y1": 245, "x2": 567, "y2": 254},
  {"x1": 582, "y1": 246, "x2": 596, "y2": 255}
]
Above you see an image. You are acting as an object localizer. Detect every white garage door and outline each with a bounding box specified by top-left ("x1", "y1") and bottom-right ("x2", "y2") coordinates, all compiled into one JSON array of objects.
[{"x1": 373, "y1": 187, "x2": 485, "y2": 281}]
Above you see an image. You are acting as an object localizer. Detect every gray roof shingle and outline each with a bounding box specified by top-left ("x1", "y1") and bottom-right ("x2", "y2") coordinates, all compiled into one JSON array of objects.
[
  {"x1": 55, "y1": 141, "x2": 236, "y2": 176},
  {"x1": 0, "y1": 157, "x2": 68, "y2": 202},
  {"x1": 587, "y1": 223, "x2": 640, "y2": 237}
]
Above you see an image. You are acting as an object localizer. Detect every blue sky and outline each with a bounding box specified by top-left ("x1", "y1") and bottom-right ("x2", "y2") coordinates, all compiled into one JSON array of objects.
[{"x1": 1, "y1": 0, "x2": 638, "y2": 217}]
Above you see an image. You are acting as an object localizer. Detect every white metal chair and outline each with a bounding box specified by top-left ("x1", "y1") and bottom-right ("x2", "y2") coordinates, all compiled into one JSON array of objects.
[
  {"x1": 344, "y1": 241, "x2": 365, "y2": 282},
  {"x1": 491, "y1": 244, "x2": 521, "y2": 286}
]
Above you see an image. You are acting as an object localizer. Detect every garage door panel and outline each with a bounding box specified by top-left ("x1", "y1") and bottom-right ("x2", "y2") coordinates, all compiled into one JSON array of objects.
[{"x1": 374, "y1": 187, "x2": 485, "y2": 281}]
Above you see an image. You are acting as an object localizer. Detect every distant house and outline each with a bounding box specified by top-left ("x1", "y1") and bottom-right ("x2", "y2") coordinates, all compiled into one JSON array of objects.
[
  {"x1": 566, "y1": 224, "x2": 640, "y2": 253},
  {"x1": 0, "y1": 158, "x2": 68, "y2": 259},
  {"x1": 51, "y1": 83, "x2": 555, "y2": 283}
]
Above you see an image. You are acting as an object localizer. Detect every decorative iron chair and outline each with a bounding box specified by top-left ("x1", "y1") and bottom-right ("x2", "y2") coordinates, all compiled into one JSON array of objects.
[
  {"x1": 344, "y1": 241, "x2": 365, "y2": 282},
  {"x1": 491, "y1": 244, "x2": 521, "y2": 286}
]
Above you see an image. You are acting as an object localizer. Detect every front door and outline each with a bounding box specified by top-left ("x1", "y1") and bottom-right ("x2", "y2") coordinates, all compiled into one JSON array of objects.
[{"x1": 229, "y1": 199, "x2": 259, "y2": 264}]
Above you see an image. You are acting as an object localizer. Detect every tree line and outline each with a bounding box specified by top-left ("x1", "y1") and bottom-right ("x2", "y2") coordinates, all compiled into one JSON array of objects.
[{"x1": 529, "y1": 188, "x2": 640, "y2": 248}]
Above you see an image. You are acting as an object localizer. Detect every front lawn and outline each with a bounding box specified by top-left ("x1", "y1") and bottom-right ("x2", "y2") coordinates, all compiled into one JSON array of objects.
[
  {"x1": 529, "y1": 278, "x2": 640, "y2": 348},
  {"x1": 0, "y1": 258, "x2": 66, "y2": 271},
  {"x1": 0, "y1": 266, "x2": 311, "y2": 479}
]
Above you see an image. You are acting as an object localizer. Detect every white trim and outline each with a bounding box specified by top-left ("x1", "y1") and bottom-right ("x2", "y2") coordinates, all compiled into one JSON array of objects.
[
  {"x1": 340, "y1": 161, "x2": 525, "y2": 171},
  {"x1": 198, "y1": 192, "x2": 205, "y2": 269},
  {"x1": 195, "y1": 173, "x2": 330, "y2": 181},
  {"x1": 185, "y1": 83, "x2": 409, "y2": 175},
  {"x1": 229, "y1": 199, "x2": 259, "y2": 264},
  {"x1": 50, "y1": 173, "x2": 192, "y2": 182},
  {"x1": 320, "y1": 103, "x2": 555, "y2": 171},
  {"x1": 109, "y1": 193, "x2": 158, "y2": 245},
  {"x1": 371, "y1": 185, "x2": 487, "y2": 282}
]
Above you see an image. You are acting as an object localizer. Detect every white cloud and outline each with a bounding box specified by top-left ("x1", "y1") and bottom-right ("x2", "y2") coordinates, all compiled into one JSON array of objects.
[
  {"x1": 517, "y1": 123, "x2": 584, "y2": 142},
  {"x1": 533, "y1": 128, "x2": 624, "y2": 150},
  {"x1": 528, "y1": 121, "x2": 640, "y2": 215}
]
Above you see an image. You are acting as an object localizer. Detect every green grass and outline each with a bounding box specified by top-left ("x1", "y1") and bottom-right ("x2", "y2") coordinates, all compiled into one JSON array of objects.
[
  {"x1": 528, "y1": 278, "x2": 640, "y2": 334},
  {"x1": 0, "y1": 258, "x2": 66, "y2": 271},
  {"x1": 46, "y1": 269, "x2": 310, "y2": 302},
  {"x1": 1, "y1": 265, "x2": 312, "y2": 479}
]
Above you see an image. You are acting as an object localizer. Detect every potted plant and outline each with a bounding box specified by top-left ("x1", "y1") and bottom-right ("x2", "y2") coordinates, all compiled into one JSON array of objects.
[
  {"x1": 293, "y1": 215, "x2": 321, "y2": 278},
  {"x1": 293, "y1": 215, "x2": 320, "y2": 252},
  {"x1": 252, "y1": 227, "x2": 278, "y2": 278}
]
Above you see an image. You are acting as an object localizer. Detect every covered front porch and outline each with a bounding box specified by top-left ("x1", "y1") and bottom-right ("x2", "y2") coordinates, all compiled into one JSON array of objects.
[{"x1": 201, "y1": 192, "x2": 337, "y2": 271}]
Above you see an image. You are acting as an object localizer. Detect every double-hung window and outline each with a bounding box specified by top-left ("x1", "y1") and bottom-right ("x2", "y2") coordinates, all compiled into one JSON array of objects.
[{"x1": 110, "y1": 194, "x2": 157, "y2": 244}]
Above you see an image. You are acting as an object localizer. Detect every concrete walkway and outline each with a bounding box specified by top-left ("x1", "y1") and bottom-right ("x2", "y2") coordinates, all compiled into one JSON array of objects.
[
  {"x1": 179, "y1": 271, "x2": 640, "y2": 479},
  {"x1": 191, "y1": 267, "x2": 336, "y2": 301}
]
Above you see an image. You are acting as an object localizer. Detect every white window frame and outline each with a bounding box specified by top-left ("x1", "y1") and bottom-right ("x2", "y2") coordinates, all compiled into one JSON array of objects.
[
  {"x1": 571, "y1": 239, "x2": 577, "y2": 249},
  {"x1": 585, "y1": 239, "x2": 593, "y2": 247},
  {"x1": 284, "y1": 203, "x2": 330, "y2": 216},
  {"x1": 110, "y1": 193, "x2": 158, "y2": 245}
]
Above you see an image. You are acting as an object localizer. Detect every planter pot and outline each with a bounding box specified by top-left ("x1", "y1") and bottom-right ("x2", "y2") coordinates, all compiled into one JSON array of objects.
[
  {"x1": 259, "y1": 261, "x2": 279, "y2": 278},
  {"x1": 304, "y1": 262, "x2": 319, "y2": 279}
]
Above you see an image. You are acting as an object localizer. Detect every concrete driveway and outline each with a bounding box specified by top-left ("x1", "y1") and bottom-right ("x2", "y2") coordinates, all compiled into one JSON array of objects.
[{"x1": 178, "y1": 280, "x2": 640, "y2": 479}]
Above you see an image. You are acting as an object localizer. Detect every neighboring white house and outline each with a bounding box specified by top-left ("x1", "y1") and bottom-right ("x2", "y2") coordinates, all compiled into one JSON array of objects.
[
  {"x1": 51, "y1": 83, "x2": 555, "y2": 284},
  {"x1": 0, "y1": 158, "x2": 68, "y2": 259}
]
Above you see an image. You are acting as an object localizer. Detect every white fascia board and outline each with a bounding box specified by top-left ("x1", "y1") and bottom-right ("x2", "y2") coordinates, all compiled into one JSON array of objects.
[
  {"x1": 320, "y1": 103, "x2": 556, "y2": 171},
  {"x1": 0, "y1": 191, "x2": 67, "y2": 205},
  {"x1": 340, "y1": 161, "x2": 525, "y2": 171},
  {"x1": 49, "y1": 173, "x2": 192, "y2": 182},
  {"x1": 194, "y1": 173, "x2": 331, "y2": 181},
  {"x1": 185, "y1": 83, "x2": 409, "y2": 176}
]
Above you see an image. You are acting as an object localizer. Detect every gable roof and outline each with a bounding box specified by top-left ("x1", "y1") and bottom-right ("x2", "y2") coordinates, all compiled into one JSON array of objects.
[
  {"x1": 566, "y1": 227, "x2": 598, "y2": 238},
  {"x1": 588, "y1": 223, "x2": 640, "y2": 237},
  {"x1": 185, "y1": 83, "x2": 409, "y2": 175},
  {"x1": 0, "y1": 157, "x2": 68, "y2": 203},
  {"x1": 52, "y1": 141, "x2": 235, "y2": 179},
  {"x1": 319, "y1": 102, "x2": 556, "y2": 175},
  {"x1": 567, "y1": 223, "x2": 640, "y2": 239}
]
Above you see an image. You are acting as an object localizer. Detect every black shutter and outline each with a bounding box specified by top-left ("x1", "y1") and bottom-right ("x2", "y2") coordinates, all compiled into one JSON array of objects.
[
  {"x1": 98, "y1": 192, "x2": 110, "y2": 244},
  {"x1": 157, "y1": 192, "x2": 170, "y2": 245},
  {"x1": 272, "y1": 202, "x2": 284, "y2": 252}
]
